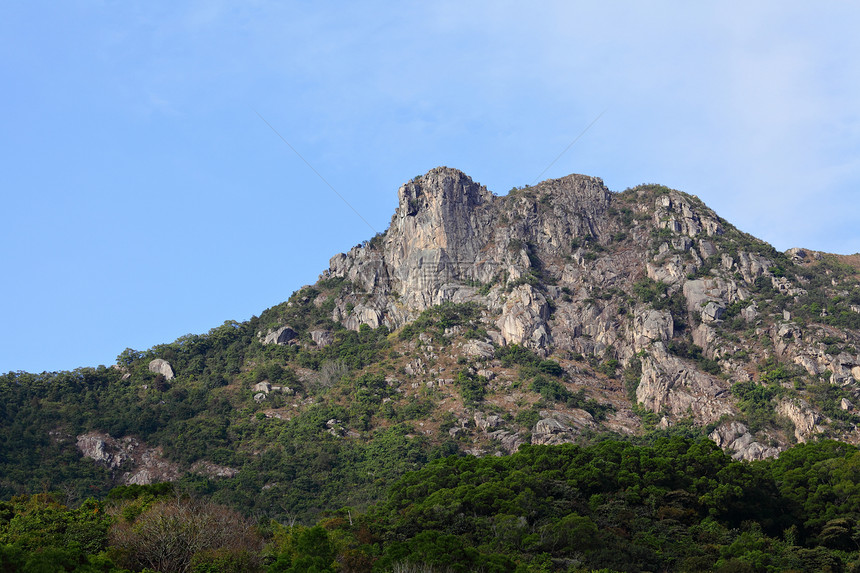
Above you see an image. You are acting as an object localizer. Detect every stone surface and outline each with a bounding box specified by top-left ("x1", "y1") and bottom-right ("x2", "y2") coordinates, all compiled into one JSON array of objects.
[
  {"x1": 462, "y1": 340, "x2": 495, "y2": 359},
  {"x1": 490, "y1": 430, "x2": 526, "y2": 454},
  {"x1": 76, "y1": 431, "x2": 181, "y2": 485},
  {"x1": 148, "y1": 358, "x2": 174, "y2": 380},
  {"x1": 741, "y1": 304, "x2": 759, "y2": 322},
  {"x1": 777, "y1": 398, "x2": 823, "y2": 443},
  {"x1": 473, "y1": 411, "x2": 503, "y2": 432},
  {"x1": 531, "y1": 418, "x2": 576, "y2": 446},
  {"x1": 708, "y1": 421, "x2": 780, "y2": 461},
  {"x1": 701, "y1": 301, "x2": 726, "y2": 323},
  {"x1": 301, "y1": 167, "x2": 860, "y2": 455},
  {"x1": 322, "y1": 167, "x2": 611, "y2": 349},
  {"x1": 635, "y1": 343, "x2": 732, "y2": 423},
  {"x1": 683, "y1": 278, "x2": 744, "y2": 315},
  {"x1": 496, "y1": 285, "x2": 551, "y2": 347},
  {"x1": 310, "y1": 329, "x2": 334, "y2": 347},
  {"x1": 632, "y1": 308, "x2": 673, "y2": 351},
  {"x1": 539, "y1": 409, "x2": 595, "y2": 429},
  {"x1": 189, "y1": 460, "x2": 240, "y2": 479},
  {"x1": 262, "y1": 326, "x2": 298, "y2": 345}
]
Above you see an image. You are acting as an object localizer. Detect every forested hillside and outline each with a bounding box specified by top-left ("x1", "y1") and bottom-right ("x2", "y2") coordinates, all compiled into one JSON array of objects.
[{"x1": 4, "y1": 438, "x2": 860, "y2": 571}]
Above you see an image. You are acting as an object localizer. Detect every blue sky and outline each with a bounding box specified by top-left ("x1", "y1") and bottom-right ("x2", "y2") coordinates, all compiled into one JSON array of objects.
[{"x1": 2, "y1": 1, "x2": 859, "y2": 373}]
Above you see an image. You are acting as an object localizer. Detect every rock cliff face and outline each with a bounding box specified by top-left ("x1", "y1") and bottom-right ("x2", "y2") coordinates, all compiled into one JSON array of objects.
[
  {"x1": 263, "y1": 167, "x2": 860, "y2": 459},
  {"x1": 76, "y1": 431, "x2": 238, "y2": 485},
  {"x1": 326, "y1": 167, "x2": 613, "y2": 348},
  {"x1": 77, "y1": 431, "x2": 181, "y2": 485},
  {"x1": 148, "y1": 358, "x2": 175, "y2": 380}
]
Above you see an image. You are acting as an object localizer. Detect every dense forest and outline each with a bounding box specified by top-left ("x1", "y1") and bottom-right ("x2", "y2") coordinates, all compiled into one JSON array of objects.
[{"x1": 3, "y1": 437, "x2": 860, "y2": 572}]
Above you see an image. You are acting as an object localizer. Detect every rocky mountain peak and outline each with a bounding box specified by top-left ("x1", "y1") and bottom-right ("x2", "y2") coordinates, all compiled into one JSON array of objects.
[
  {"x1": 395, "y1": 166, "x2": 492, "y2": 220},
  {"x1": 261, "y1": 168, "x2": 860, "y2": 460},
  {"x1": 326, "y1": 168, "x2": 616, "y2": 333}
]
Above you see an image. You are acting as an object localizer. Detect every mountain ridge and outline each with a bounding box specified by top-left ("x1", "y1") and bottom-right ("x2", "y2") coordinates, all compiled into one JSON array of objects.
[
  {"x1": 3, "y1": 166, "x2": 860, "y2": 521},
  {"x1": 273, "y1": 166, "x2": 860, "y2": 460}
]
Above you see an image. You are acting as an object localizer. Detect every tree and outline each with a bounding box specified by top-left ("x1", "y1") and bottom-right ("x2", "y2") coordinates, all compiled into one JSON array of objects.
[{"x1": 110, "y1": 498, "x2": 262, "y2": 573}]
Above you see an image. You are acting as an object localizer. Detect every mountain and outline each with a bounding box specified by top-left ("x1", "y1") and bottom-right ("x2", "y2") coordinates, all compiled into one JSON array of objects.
[
  {"x1": 303, "y1": 166, "x2": 860, "y2": 456},
  {"x1": 2, "y1": 166, "x2": 860, "y2": 521}
]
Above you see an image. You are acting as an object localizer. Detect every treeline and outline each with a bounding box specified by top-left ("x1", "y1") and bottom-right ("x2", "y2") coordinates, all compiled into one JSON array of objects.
[{"x1": 4, "y1": 438, "x2": 860, "y2": 572}]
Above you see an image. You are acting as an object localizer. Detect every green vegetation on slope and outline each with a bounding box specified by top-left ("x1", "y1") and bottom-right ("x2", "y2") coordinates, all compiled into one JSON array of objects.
[{"x1": 5, "y1": 439, "x2": 860, "y2": 572}]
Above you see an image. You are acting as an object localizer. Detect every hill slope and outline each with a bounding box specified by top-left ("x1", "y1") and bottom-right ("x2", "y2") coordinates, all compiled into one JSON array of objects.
[{"x1": 2, "y1": 167, "x2": 860, "y2": 522}]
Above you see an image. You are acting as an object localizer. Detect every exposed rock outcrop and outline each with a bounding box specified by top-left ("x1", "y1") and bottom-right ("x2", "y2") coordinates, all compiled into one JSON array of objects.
[
  {"x1": 496, "y1": 285, "x2": 551, "y2": 347},
  {"x1": 261, "y1": 326, "x2": 298, "y2": 345},
  {"x1": 530, "y1": 409, "x2": 594, "y2": 446},
  {"x1": 323, "y1": 167, "x2": 612, "y2": 353},
  {"x1": 531, "y1": 417, "x2": 576, "y2": 446},
  {"x1": 708, "y1": 421, "x2": 780, "y2": 461},
  {"x1": 635, "y1": 343, "x2": 732, "y2": 423},
  {"x1": 77, "y1": 431, "x2": 239, "y2": 485},
  {"x1": 462, "y1": 340, "x2": 495, "y2": 359},
  {"x1": 77, "y1": 431, "x2": 180, "y2": 485},
  {"x1": 189, "y1": 460, "x2": 240, "y2": 479},
  {"x1": 310, "y1": 329, "x2": 334, "y2": 347},
  {"x1": 632, "y1": 308, "x2": 673, "y2": 351},
  {"x1": 148, "y1": 358, "x2": 174, "y2": 380},
  {"x1": 776, "y1": 398, "x2": 823, "y2": 443}
]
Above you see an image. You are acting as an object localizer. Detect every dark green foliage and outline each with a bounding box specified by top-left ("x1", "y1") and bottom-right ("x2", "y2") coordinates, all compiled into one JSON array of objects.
[
  {"x1": 529, "y1": 376, "x2": 570, "y2": 402},
  {"x1": 0, "y1": 319, "x2": 429, "y2": 525},
  {"x1": 668, "y1": 339, "x2": 721, "y2": 374},
  {"x1": 105, "y1": 482, "x2": 174, "y2": 502},
  {"x1": 258, "y1": 283, "x2": 344, "y2": 336},
  {"x1": 616, "y1": 207, "x2": 635, "y2": 226},
  {"x1": 806, "y1": 381, "x2": 860, "y2": 426},
  {"x1": 597, "y1": 358, "x2": 619, "y2": 377},
  {"x1": 313, "y1": 325, "x2": 391, "y2": 371},
  {"x1": 495, "y1": 344, "x2": 563, "y2": 376},
  {"x1": 725, "y1": 360, "x2": 803, "y2": 433},
  {"x1": 5, "y1": 436, "x2": 860, "y2": 572},
  {"x1": 268, "y1": 525, "x2": 336, "y2": 572},
  {"x1": 529, "y1": 377, "x2": 614, "y2": 421},
  {"x1": 457, "y1": 370, "x2": 486, "y2": 405},
  {"x1": 495, "y1": 346, "x2": 613, "y2": 420},
  {"x1": 0, "y1": 494, "x2": 121, "y2": 572},
  {"x1": 730, "y1": 381, "x2": 780, "y2": 433},
  {"x1": 514, "y1": 408, "x2": 541, "y2": 430},
  {"x1": 758, "y1": 358, "x2": 797, "y2": 385},
  {"x1": 371, "y1": 437, "x2": 802, "y2": 572},
  {"x1": 399, "y1": 302, "x2": 484, "y2": 342},
  {"x1": 624, "y1": 356, "x2": 643, "y2": 401},
  {"x1": 358, "y1": 436, "x2": 860, "y2": 570},
  {"x1": 633, "y1": 277, "x2": 688, "y2": 328}
]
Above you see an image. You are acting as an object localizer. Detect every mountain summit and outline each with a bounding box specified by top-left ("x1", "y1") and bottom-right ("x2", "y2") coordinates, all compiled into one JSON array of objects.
[
  {"x1": 4, "y1": 167, "x2": 860, "y2": 519},
  {"x1": 285, "y1": 167, "x2": 858, "y2": 460}
]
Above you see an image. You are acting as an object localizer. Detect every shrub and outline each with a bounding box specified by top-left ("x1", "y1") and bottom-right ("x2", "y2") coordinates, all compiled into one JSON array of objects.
[{"x1": 457, "y1": 370, "x2": 486, "y2": 405}]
